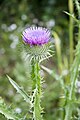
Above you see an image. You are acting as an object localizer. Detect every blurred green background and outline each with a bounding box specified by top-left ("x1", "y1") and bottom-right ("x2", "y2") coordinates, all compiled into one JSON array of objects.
[{"x1": 0, "y1": 0, "x2": 69, "y2": 119}]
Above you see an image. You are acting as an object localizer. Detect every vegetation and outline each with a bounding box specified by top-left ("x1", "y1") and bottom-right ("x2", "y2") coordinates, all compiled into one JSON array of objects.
[{"x1": 0, "y1": 0, "x2": 80, "y2": 120}]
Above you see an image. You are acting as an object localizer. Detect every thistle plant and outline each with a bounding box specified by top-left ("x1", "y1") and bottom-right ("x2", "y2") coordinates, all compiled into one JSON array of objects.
[
  {"x1": 1, "y1": 1, "x2": 80, "y2": 120},
  {"x1": 22, "y1": 26, "x2": 53, "y2": 120},
  {"x1": 0, "y1": 26, "x2": 53, "y2": 120}
]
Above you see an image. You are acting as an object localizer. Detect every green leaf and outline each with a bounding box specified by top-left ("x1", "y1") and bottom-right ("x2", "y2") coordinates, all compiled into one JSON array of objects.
[
  {"x1": 0, "y1": 97, "x2": 23, "y2": 120},
  {"x1": 64, "y1": 11, "x2": 78, "y2": 23},
  {"x1": 7, "y1": 75, "x2": 30, "y2": 103}
]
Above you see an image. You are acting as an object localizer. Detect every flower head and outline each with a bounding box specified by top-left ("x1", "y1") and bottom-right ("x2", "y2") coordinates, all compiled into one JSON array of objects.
[
  {"x1": 22, "y1": 26, "x2": 50, "y2": 46},
  {"x1": 21, "y1": 26, "x2": 53, "y2": 62}
]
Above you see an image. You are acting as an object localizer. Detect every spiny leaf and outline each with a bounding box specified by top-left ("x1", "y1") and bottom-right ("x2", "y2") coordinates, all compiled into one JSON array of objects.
[
  {"x1": 64, "y1": 11, "x2": 78, "y2": 23},
  {"x1": 0, "y1": 97, "x2": 24, "y2": 120},
  {"x1": 7, "y1": 75, "x2": 30, "y2": 103},
  {"x1": 74, "y1": 0, "x2": 80, "y2": 17},
  {"x1": 41, "y1": 65, "x2": 60, "y2": 80}
]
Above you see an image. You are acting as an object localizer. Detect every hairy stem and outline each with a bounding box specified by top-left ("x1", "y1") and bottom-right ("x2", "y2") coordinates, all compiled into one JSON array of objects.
[
  {"x1": 69, "y1": 0, "x2": 74, "y2": 65},
  {"x1": 31, "y1": 59, "x2": 42, "y2": 120}
]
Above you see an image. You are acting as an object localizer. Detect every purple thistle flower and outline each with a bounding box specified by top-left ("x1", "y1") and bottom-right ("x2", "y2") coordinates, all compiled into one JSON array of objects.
[{"x1": 22, "y1": 27, "x2": 50, "y2": 46}]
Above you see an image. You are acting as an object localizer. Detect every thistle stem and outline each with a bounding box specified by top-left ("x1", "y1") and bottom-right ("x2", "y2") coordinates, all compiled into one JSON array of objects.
[
  {"x1": 64, "y1": 24, "x2": 80, "y2": 120},
  {"x1": 31, "y1": 59, "x2": 42, "y2": 120},
  {"x1": 69, "y1": 0, "x2": 74, "y2": 65}
]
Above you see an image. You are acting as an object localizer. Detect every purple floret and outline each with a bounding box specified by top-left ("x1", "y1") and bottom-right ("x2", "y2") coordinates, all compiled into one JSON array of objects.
[{"x1": 22, "y1": 27, "x2": 50, "y2": 45}]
